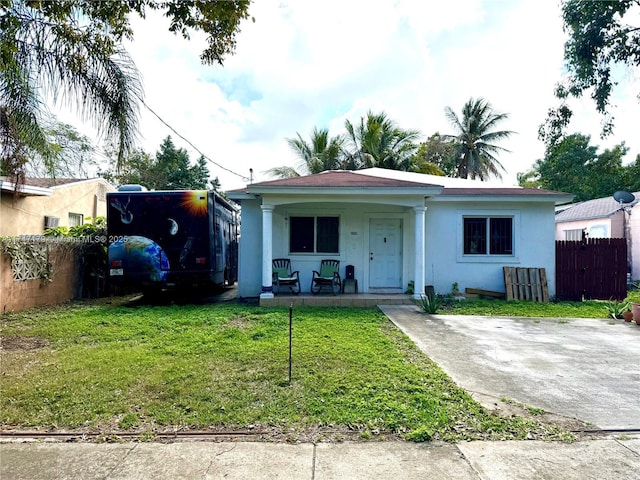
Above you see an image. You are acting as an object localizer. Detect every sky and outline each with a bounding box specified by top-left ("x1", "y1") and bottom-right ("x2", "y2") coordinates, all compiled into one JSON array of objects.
[{"x1": 60, "y1": 0, "x2": 640, "y2": 191}]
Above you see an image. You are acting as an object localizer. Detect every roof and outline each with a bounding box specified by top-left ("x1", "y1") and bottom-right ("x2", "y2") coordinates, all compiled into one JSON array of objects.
[
  {"x1": 227, "y1": 169, "x2": 572, "y2": 204},
  {"x1": 248, "y1": 170, "x2": 440, "y2": 189},
  {"x1": 555, "y1": 192, "x2": 640, "y2": 222},
  {"x1": 441, "y1": 187, "x2": 568, "y2": 196},
  {"x1": 354, "y1": 168, "x2": 515, "y2": 188},
  {"x1": 0, "y1": 177, "x2": 112, "y2": 197}
]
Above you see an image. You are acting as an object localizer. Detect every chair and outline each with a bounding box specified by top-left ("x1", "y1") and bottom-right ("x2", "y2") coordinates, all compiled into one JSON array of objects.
[
  {"x1": 310, "y1": 259, "x2": 341, "y2": 295},
  {"x1": 272, "y1": 258, "x2": 301, "y2": 295}
]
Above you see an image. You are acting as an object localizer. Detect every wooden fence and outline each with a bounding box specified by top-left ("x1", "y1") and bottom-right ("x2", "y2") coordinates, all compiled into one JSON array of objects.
[{"x1": 556, "y1": 238, "x2": 627, "y2": 301}]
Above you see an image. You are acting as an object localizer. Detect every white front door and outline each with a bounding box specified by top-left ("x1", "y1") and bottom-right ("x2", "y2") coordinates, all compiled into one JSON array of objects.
[{"x1": 369, "y1": 219, "x2": 402, "y2": 289}]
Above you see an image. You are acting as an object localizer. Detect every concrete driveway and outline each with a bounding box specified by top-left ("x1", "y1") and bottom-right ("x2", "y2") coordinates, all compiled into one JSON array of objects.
[{"x1": 381, "y1": 305, "x2": 640, "y2": 430}]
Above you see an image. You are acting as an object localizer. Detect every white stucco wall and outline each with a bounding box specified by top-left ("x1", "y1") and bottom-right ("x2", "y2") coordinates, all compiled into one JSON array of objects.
[
  {"x1": 235, "y1": 196, "x2": 560, "y2": 299},
  {"x1": 630, "y1": 210, "x2": 640, "y2": 281},
  {"x1": 425, "y1": 201, "x2": 557, "y2": 297}
]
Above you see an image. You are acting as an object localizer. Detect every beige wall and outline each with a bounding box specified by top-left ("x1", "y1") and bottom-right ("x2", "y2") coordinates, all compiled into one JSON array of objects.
[
  {"x1": 1, "y1": 248, "x2": 80, "y2": 313},
  {"x1": 0, "y1": 179, "x2": 114, "y2": 236}
]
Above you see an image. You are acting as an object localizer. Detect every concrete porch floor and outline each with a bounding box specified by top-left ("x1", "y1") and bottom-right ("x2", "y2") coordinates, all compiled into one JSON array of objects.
[{"x1": 260, "y1": 292, "x2": 417, "y2": 307}]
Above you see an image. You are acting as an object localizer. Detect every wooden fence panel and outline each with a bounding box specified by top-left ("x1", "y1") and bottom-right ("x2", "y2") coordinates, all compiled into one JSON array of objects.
[
  {"x1": 555, "y1": 238, "x2": 627, "y2": 301},
  {"x1": 503, "y1": 267, "x2": 549, "y2": 302}
]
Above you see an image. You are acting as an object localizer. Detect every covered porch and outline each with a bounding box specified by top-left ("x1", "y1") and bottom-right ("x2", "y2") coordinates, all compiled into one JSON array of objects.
[{"x1": 260, "y1": 292, "x2": 418, "y2": 307}]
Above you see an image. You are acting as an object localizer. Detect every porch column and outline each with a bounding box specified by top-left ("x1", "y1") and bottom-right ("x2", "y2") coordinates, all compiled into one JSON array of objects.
[
  {"x1": 260, "y1": 204, "x2": 274, "y2": 299},
  {"x1": 413, "y1": 206, "x2": 427, "y2": 300}
]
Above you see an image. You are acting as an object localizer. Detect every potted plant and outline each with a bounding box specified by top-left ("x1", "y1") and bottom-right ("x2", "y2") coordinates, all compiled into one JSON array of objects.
[
  {"x1": 604, "y1": 300, "x2": 630, "y2": 320},
  {"x1": 628, "y1": 284, "x2": 640, "y2": 325},
  {"x1": 633, "y1": 302, "x2": 640, "y2": 325},
  {"x1": 622, "y1": 304, "x2": 634, "y2": 322}
]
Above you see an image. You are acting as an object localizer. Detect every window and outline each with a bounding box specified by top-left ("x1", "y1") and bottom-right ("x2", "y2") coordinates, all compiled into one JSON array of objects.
[
  {"x1": 564, "y1": 229, "x2": 584, "y2": 241},
  {"x1": 290, "y1": 216, "x2": 339, "y2": 253},
  {"x1": 68, "y1": 213, "x2": 83, "y2": 227},
  {"x1": 463, "y1": 217, "x2": 513, "y2": 255},
  {"x1": 588, "y1": 224, "x2": 608, "y2": 239}
]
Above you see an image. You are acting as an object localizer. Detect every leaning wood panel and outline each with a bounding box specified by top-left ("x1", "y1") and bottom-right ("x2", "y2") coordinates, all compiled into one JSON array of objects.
[
  {"x1": 503, "y1": 267, "x2": 515, "y2": 300},
  {"x1": 503, "y1": 267, "x2": 549, "y2": 302}
]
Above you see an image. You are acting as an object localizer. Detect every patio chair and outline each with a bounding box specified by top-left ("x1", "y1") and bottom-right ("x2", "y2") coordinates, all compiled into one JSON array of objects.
[
  {"x1": 310, "y1": 259, "x2": 341, "y2": 295},
  {"x1": 272, "y1": 258, "x2": 301, "y2": 295}
]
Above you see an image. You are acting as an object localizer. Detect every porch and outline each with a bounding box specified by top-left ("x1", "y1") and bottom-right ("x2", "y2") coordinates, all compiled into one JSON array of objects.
[{"x1": 260, "y1": 292, "x2": 417, "y2": 307}]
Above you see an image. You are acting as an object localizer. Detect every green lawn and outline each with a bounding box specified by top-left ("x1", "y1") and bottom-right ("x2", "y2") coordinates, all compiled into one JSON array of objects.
[
  {"x1": 439, "y1": 298, "x2": 617, "y2": 318},
  {"x1": 0, "y1": 298, "x2": 577, "y2": 442}
]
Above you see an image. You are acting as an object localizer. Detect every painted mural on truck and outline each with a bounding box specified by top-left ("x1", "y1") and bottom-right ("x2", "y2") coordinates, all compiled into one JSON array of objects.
[{"x1": 107, "y1": 189, "x2": 238, "y2": 292}]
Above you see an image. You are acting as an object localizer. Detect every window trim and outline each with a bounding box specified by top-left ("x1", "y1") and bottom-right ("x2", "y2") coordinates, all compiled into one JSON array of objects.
[
  {"x1": 288, "y1": 214, "x2": 340, "y2": 255},
  {"x1": 456, "y1": 210, "x2": 519, "y2": 263}
]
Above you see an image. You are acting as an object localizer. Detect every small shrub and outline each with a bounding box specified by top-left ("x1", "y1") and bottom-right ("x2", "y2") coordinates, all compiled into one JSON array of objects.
[
  {"x1": 604, "y1": 300, "x2": 630, "y2": 319},
  {"x1": 419, "y1": 291, "x2": 442, "y2": 314}
]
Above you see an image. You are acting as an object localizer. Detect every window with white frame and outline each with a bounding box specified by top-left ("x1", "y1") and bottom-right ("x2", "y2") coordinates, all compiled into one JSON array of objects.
[
  {"x1": 289, "y1": 216, "x2": 339, "y2": 253},
  {"x1": 463, "y1": 216, "x2": 513, "y2": 255},
  {"x1": 68, "y1": 213, "x2": 83, "y2": 227}
]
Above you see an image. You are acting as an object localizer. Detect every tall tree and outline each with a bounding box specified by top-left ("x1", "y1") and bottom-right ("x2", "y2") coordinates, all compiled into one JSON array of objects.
[
  {"x1": 1, "y1": 0, "x2": 251, "y2": 184},
  {"x1": 344, "y1": 111, "x2": 420, "y2": 171},
  {"x1": 540, "y1": 0, "x2": 640, "y2": 144},
  {"x1": 100, "y1": 136, "x2": 210, "y2": 190},
  {"x1": 444, "y1": 98, "x2": 513, "y2": 180},
  {"x1": 265, "y1": 127, "x2": 344, "y2": 179},
  {"x1": 23, "y1": 121, "x2": 96, "y2": 178},
  {"x1": 518, "y1": 133, "x2": 637, "y2": 201},
  {"x1": 411, "y1": 133, "x2": 457, "y2": 176}
]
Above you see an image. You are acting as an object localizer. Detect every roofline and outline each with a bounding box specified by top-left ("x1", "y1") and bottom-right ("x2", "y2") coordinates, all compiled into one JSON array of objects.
[
  {"x1": 246, "y1": 185, "x2": 444, "y2": 196},
  {"x1": 0, "y1": 179, "x2": 52, "y2": 197},
  {"x1": 428, "y1": 192, "x2": 574, "y2": 205},
  {"x1": 50, "y1": 177, "x2": 113, "y2": 190}
]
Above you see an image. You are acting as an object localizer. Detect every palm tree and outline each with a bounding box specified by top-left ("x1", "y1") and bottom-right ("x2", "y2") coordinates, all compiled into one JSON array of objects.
[
  {"x1": 265, "y1": 127, "x2": 344, "y2": 178},
  {"x1": 1, "y1": 2, "x2": 143, "y2": 183},
  {"x1": 444, "y1": 98, "x2": 514, "y2": 180},
  {"x1": 344, "y1": 111, "x2": 420, "y2": 171}
]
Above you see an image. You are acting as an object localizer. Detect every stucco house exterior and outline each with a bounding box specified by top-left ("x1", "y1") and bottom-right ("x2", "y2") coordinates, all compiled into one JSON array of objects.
[
  {"x1": 228, "y1": 168, "x2": 573, "y2": 301},
  {"x1": 0, "y1": 177, "x2": 115, "y2": 236},
  {"x1": 555, "y1": 192, "x2": 640, "y2": 280}
]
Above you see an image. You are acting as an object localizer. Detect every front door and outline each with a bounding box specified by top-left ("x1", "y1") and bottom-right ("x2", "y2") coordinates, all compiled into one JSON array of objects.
[{"x1": 369, "y1": 219, "x2": 402, "y2": 289}]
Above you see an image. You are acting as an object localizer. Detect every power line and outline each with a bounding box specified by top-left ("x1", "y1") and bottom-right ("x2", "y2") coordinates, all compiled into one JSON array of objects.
[{"x1": 140, "y1": 99, "x2": 250, "y2": 181}]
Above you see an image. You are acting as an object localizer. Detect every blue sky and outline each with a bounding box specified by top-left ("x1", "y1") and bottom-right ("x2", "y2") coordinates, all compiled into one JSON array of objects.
[{"x1": 60, "y1": 0, "x2": 640, "y2": 191}]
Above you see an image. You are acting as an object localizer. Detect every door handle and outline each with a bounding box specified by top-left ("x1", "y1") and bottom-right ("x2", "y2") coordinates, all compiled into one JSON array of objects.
[{"x1": 370, "y1": 252, "x2": 373, "y2": 261}]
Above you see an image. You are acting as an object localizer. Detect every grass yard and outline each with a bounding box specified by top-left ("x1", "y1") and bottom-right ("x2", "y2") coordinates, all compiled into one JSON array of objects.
[
  {"x1": 0, "y1": 297, "x2": 574, "y2": 442},
  {"x1": 439, "y1": 298, "x2": 616, "y2": 318}
]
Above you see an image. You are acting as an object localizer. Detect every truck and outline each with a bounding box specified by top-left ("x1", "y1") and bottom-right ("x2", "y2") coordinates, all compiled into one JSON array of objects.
[{"x1": 106, "y1": 188, "x2": 238, "y2": 293}]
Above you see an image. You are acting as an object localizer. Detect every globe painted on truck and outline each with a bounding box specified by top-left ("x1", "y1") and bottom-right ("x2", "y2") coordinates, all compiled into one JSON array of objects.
[{"x1": 110, "y1": 235, "x2": 170, "y2": 282}]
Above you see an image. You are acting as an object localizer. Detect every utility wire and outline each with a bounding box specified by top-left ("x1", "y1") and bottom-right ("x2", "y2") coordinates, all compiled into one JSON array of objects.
[{"x1": 140, "y1": 99, "x2": 250, "y2": 181}]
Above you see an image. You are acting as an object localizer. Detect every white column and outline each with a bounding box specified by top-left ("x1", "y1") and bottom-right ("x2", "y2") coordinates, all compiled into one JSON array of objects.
[
  {"x1": 413, "y1": 206, "x2": 427, "y2": 300},
  {"x1": 260, "y1": 204, "x2": 274, "y2": 299}
]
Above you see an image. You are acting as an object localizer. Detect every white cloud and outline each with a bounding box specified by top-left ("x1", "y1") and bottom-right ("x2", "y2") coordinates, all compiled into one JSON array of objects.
[{"x1": 54, "y1": 0, "x2": 640, "y2": 191}]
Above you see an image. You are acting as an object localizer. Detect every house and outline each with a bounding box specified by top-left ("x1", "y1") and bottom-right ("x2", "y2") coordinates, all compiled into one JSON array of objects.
[
  {"x1": 555, "y1": 191, "x2": 640, "y2": 280},
  {"x1": 0, "y1": 177, "x2": 115, "y2": 236},
  {"x1": 227, "y1": 168, "x2": 573, "y2": 302}
]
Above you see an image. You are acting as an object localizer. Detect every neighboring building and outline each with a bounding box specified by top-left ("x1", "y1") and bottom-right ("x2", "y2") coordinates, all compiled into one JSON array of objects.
[
  {"x1": 0, "y1": 177, "x2": 115, "y2": 236},
  {"x1": 227, "y1": 168, "x2": 573, "y2": 301},
  {"x1": 555, "y1": 192, "x2": 640, "y2": 280}
]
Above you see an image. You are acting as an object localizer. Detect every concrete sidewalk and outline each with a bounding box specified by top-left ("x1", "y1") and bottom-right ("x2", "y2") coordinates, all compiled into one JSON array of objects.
[{"x1": 1, "y1": 438, "x2": 639, "y2": 479}]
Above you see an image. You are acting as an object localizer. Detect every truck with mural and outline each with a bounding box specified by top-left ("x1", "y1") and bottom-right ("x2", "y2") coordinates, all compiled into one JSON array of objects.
[{"x1": 106, "y1": 188, "x2": 238, "y2": 293}]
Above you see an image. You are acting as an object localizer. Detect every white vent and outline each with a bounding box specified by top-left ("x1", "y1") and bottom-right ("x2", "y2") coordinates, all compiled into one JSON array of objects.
[{"x1": 44, "y1": 216, "x2": 59, "y2": 229}]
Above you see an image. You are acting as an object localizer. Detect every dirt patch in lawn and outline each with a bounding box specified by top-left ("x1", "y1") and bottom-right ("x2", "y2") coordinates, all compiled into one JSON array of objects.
[{"x1": 0, "y1": 335, "x2": 50, "y2": 351}]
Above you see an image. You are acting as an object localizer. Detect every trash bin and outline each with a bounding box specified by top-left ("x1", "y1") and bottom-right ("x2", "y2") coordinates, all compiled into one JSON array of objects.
[
  {"x1": 346, "y1": 265, "x2": 355, "y2": 279},
  {"x1": 343, "y1": 265, "x2": 357, "y2": 293}
]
